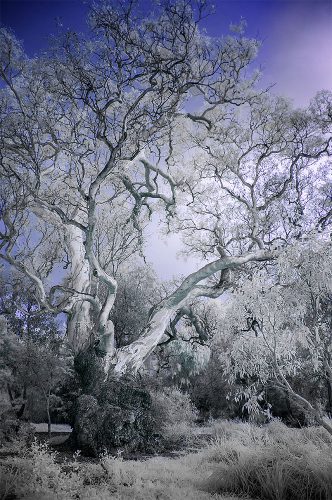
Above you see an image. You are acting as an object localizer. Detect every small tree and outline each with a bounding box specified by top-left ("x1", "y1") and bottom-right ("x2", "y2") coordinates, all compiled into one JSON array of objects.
[
  {"x1": 26, "y1": 342, "x2": 72, "y2": 438},
  {"x1": 0, "y1": 325, "x2": 72, "y2": 436},
  {"x1": 0, "y1": 271, "x2": 72, "y2": 435}
]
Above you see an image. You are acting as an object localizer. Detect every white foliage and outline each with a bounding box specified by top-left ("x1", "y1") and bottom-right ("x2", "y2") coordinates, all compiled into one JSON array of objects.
[{"x1": 217, "y1": 236, "x2": 332, "y2": 411}]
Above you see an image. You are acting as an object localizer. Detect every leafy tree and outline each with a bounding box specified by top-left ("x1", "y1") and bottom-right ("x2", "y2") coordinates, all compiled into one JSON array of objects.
[
  {"x1": 111, "y1": 264, "x2": 161, "y2": 348},
  {"x1": 0, "y1": 270, "x2": 72, "y2": 434},
  {"x1": 218, "y1": 236, "x2": 332, "y2": 433},
  {"x1": 190, "y1": 352, "x2": 241, "y2": 420},
  {"x1": 25, "y1": 341, "x2": 72, "y2": 437},
  {"x1": 0, "y1": 322, "x2": 72, "y2": 435}
]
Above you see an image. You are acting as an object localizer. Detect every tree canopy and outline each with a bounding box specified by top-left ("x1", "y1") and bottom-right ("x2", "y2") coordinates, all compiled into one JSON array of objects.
[{"x1": 0, "y1": 0, "x2": 331, "y2": 376}]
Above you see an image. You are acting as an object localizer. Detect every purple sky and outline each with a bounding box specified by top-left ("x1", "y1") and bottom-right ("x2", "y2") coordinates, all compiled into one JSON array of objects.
[
  {"x1": 1, "y1": 0, "x2": 331, "y2": 107},
  {"x1": 1, "y1": 0, "x2": 331, "y2": 278}
]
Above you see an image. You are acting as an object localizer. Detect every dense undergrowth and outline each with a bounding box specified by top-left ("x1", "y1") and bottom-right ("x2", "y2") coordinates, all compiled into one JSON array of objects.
[
  {"x1": 0, "y1": 436, "x2": 231, "y2": 500},
  {"x1": 1, "y1": 419, "x2": 332, "y2": 499},
  {"x1": 201, "y1": 419, "x2": 332, "y2": 500}
]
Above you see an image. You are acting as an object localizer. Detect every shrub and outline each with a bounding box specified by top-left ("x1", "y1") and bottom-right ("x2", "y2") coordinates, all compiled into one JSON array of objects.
[
  {"x1": 190, "y1": 356, "x2": 242, "y2": 420},
  {"x1": 201, "y1": 419, "x2": 332, "y2": 500},
  {"x1": 0, "y1": 412, "x2": 34, "y2": 452},
  {"x1": 151, "y1": 387, "x2": 199, "y2": 448},
  {"x1": 0, "y1": 436, "x2": 229, "y2": 500},
  {"x1": 72, "y1": 376, "x2": 163, "y2": 456},
  {"x1": 152, "y1": 387, "x2": 198, "y2": 427}
]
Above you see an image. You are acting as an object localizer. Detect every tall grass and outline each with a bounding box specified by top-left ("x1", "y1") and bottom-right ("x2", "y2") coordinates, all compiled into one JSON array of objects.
[
  {"x1": 0, "y1": 438, "x2": 230, "y2": 499},
  {"x1": 3, "y1": 419, "x2": 330, "y2": 499},
  {"x1": 0, "y1": 439, "x2": 83, "y2": 499},
  {"x1": 200, "y1": 419, "x2": 332, "y2": 500}
]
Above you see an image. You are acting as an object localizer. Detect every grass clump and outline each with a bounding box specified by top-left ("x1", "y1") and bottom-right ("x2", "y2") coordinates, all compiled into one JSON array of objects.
[
  {"x1": 201, "y1": 419, "x2": 332, "y2": 500},
  {"x1": 0, "y1": 439, "x2": 83, "y2": 499}
]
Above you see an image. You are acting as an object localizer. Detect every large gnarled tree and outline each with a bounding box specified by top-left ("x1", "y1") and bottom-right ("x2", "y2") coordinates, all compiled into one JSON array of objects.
[{"x1": 0, "y1": 1, "x2": 331, "y2": 375}]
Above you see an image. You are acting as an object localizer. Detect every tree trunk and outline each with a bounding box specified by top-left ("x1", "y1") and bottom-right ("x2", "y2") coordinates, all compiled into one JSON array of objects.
[
  {"x1": 278, "y1": 379, "x2": 332, "y2": 436},
  {"x1": 67, "y1": 302, "x2": 93, "y2": 352},
  {"x1": 112, "y1": 250, "x2": 270, "y2": 375},
  {"x1": 113, "y1": 306, "x2": 176, "y2": 374},
  {"x1": 65, "y1": 226, "x2": 93, "y2": 351},
  {"x1": 16, "y1": 385, "x2": 27, "y2": 419}
]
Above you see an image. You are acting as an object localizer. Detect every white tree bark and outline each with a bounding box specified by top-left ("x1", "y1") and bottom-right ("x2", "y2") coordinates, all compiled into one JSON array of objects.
[
  {"x1": 112, "y1": 249, "x2": 271, "y2": 374},
  {"x1": 65, "y1": 226, "x2": 92, "y2": 350}
]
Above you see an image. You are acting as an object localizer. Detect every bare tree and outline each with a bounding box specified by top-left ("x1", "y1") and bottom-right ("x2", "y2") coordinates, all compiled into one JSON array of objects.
[{"x1": 0, "y1": 2, "x2": 331, "y2": 376}]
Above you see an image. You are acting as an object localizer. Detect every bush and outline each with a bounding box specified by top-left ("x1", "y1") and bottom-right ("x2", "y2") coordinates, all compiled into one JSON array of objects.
[
  {"x1": 72, "y1": 351, "x2": 203, "y2": 455},
  {"x1": 190, "y1": 356, "x2": 241, "y2": 420},
  {"x1": 151, "y1": 387, "x2": 198, "y2": 447},
  {"x1": 0, "y1": 411, "x2": 34, "y2": 452},
  {"x1": 72, "y1": 376, "x2": 163, "y2": 456},
  {"x1": 201, "y1": 419, "x2": 332, "y2": 500},
  {"x1": 152, "y1": 387, "x2": 198, "y2": 427}
]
